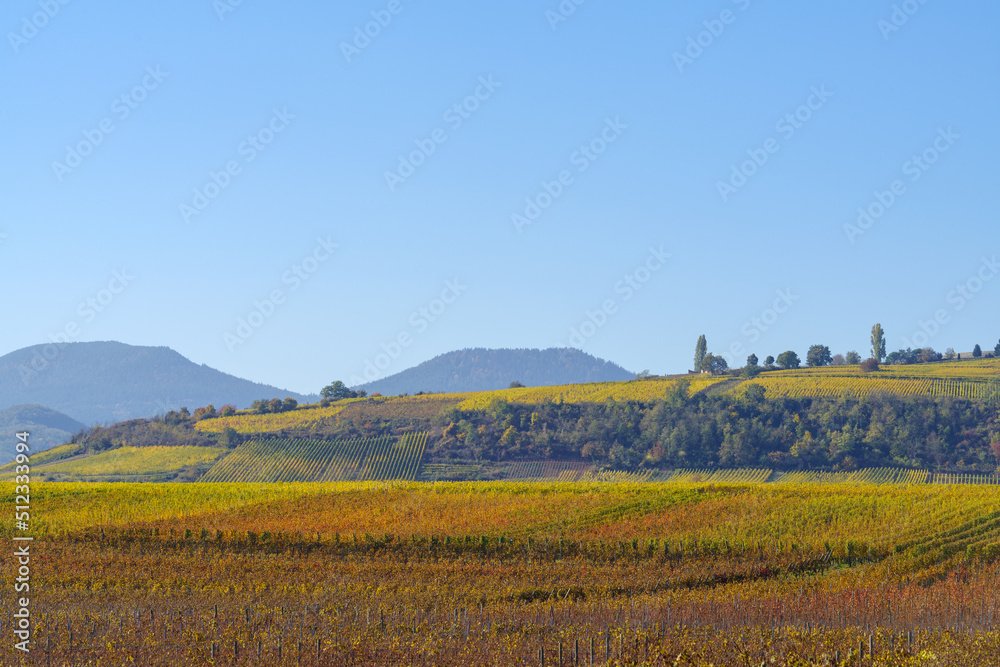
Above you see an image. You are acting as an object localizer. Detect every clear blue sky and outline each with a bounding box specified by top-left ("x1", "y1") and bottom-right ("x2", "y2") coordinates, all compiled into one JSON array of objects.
[{"x1": 3, "y1": 0, "x2": 998, "y2": 394}]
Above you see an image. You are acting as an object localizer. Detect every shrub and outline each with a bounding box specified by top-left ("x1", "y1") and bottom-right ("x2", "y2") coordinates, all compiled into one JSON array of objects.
[
  {"x1": 860, "y1": 358, "x2": 880, "y2": 373},
  {"x1": 192, "y1": 405, "x2": 217, "y2": 420}
]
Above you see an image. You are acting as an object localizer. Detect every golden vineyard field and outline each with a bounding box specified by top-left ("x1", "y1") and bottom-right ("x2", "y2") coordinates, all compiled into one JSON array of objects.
[
  {"x1": 737, "y1": 358, "x2": 999, "y2": 400},
  {"x1": 193, "y1": 402, "x2": 354, "y2": 434},
  {"x1": 193, "y1": 395, "x2": 469, "y2": 435},
  {"x1": 739, "y1": 374, "x2": 993, "y2": 400},
  {"x1": 198, "y1": 433, "x2": 427, "y2": 483},
  {"x1": 40, "y1": 446, "x2": 224, "y2": 477},
  {"x1": 800, "y1": 357, "x2": 1000, "y2": 379},
  {"x1": 455, "y1": 376, "x2": 729, "y2": 410},
  {"x1": 138, "y1": 438, "x2": 1000, "y2": 487},
  {"x1": 8, "y1": 481, "x2": 1000, "y2": 665}
]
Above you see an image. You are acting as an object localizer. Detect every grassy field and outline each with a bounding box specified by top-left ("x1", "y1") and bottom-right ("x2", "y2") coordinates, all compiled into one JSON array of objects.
[
  {"x1": 36, "y1": 446, "x2": 225, "y2": 476},
  {"x1": 5, "y1": 480, "x2": 1000, "y2": 665}
]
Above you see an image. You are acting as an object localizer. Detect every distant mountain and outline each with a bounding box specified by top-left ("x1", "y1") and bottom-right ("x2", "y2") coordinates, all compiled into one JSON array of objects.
[
  {"x1": 0, "y1": 404, "x2": 87, "y2": 463},
  {"x1": 0, "y1": 341, "x2": 317, "y2": 425},
  {"x1": 353, "y1": 347, "x2": 634, "y2": 395}
]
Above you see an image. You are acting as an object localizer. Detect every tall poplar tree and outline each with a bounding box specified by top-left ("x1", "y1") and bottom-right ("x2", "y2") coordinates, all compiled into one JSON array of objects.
[
  {"x1": 870, "y1": 323, "x2": 886, "y2": 362},
  {"x1": 694, "y1": 335, "x2": 707, "y2": 372}
]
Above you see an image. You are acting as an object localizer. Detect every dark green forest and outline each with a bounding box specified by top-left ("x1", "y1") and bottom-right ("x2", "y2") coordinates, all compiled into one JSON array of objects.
[{"x1": 420, "y1": 384, "x2": 1000, "y2": 472}]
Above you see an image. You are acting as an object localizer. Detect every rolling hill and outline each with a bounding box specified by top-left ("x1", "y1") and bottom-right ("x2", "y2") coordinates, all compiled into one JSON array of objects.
[
  {"x1": 352, "y1": 347, "x2": 634, "y2": 395},
  {"x1": 0, "y1": 404, "x2": 87, "y2": 464},
  {"x1": 0, "y1": 341, "x2": 317, "y2": 425},
  {"x1": 12, "y1": 355, "x2": 1000, "y2": 481}
]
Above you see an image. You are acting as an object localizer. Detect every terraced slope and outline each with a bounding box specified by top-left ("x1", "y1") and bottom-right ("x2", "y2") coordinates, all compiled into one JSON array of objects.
[
  {"x1": 198, "y1": 433, "x2": 428, "y2": 483},
  {"x1": 736, "y1": 358, "x2": 999, "y2": 400}
]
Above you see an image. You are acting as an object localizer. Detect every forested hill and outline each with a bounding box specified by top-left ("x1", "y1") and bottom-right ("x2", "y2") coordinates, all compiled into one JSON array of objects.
[
  {"x1": 0, "y1": 341, "x2": 316, "y2": 425},
  {"x1": 0, "y1": 404, "x2": 86, "y2": 463},
  {"x1": 62, "y1": 377, "x2": 1000, "y2": 475},
  {"x1": 353, "y1": 347, "x2": 634, "y2": 395}
]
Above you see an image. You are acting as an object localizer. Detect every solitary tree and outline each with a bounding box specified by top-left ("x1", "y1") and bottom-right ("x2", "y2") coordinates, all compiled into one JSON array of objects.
[
  {"x1": 871, "y1": 323, "x2": 886, "y2": 362},
  {"x1": 701, "y1": 353, "x2": 728, "y2": 374},
  {"x1": 806, "y1": 345, "x2": 832, "y2": 367},
  {"x1": 945, "y1": 348, "x2": 956, "y2": 360},
  {"x1": 830, "y1": 354, "x2": 846, "y2": 366},
  {"x1": 694, "y1": 335, "x2": 707, "y2": 372},
  {"x1": 764, "y1": 355, "x2": 775, "y2": 368},
  {"x1": 322, "y1": 380, "x2": 355, "y2": 400},
  {"x1": 994, "y1": 340, "x2": 1000, "y2": 356},
  {"x1": 747, "y1": 353, "x2": 759, "y2": 367},
  {"x1": 845, "y1": 351, "x2": 861, "y2": 365},
  {"x1": 776, "y1": 350, "x2": 801, "y2": 369},
  {"x1": 973, "y1": 344, "x2": 983, "y2": 358}
]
